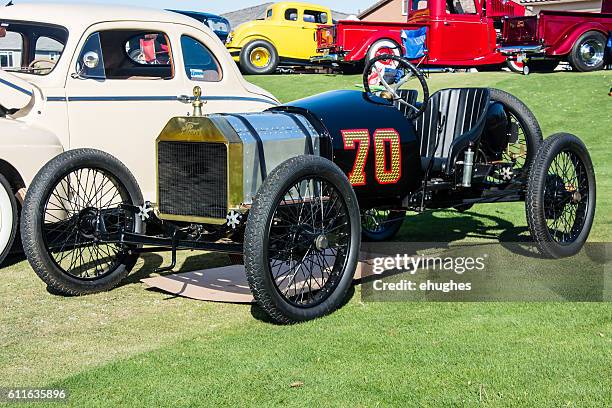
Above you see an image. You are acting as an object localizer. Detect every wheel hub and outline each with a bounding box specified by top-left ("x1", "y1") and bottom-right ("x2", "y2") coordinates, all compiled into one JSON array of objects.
[
  {"x1": 544, "y1": 175, "x2": 568, "y2": 219},
  {"x1": 314, "y1": 234, "x2": 329, "y2": 251},
  {"x1": 579, "y1": 40, "x2": 604, "y2": 67},
  {"x1": 250, "y1": 47, "x2": 270, "y2": 68},
  {"x1": 78, "y1": 207, "x2": 99, "y2": 239}
]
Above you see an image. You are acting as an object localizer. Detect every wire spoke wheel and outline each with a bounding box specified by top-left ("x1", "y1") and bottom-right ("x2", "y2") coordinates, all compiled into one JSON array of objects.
[
  {"x1": 543, "y1": 151, "x2": 589, "y2": 244},
  {"x1": 244, "y1": 155, "x2": 360, "y2": 324},
  {"x1": 526, "y1": 133, "x2": 596, "y2": 259},
  {"x1": 485, "y1": 89, "x2": 544, "y2": 184},
  {"x1": 361, "y1": 208, "x2": 405, "y2": 241},
  {"x1": 41, "y1": 168, "x2": 135, "y2": 280},
  {"x1": 502, "y1": 111, "x2": 528, "y2": 171},
  {"x1": 267, "y1": 176, "x2": 351, "y2": 308},
  {"x1": 485, "y1": 110, "x2": 529, "y2": 185}
]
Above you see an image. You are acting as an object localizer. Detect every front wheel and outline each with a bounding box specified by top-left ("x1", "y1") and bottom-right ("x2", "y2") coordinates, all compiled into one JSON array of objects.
[
  {"x1": 240, "y1": 40, "x2": 279, "y2": 75},
  {"x1": 526, "y1": 133, "x2": 596, "y2": 258},
  {"x1": 21, "y1": 149, "x2": 143, "y2": 295},
  {"x1": 244, "y1": 155, "x2": 361, "y2": 324}
]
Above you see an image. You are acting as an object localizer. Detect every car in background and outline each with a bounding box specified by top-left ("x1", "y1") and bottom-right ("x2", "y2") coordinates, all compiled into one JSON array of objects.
[
  {"x1": 500, "y1": 0, "x2": 612, "y2": 73},
  {"x1": 314, "y1": 0, "x2": 527, "y2": 73},
  {"x1": 0, "y1": 3, "x2": 279, "y2": 266},
  {"x1": 168, "y1": 10, "x2": 232, "y2": 43},
  {"x1": 226, "y1": 1, "x2": 332, "y2": 74}
]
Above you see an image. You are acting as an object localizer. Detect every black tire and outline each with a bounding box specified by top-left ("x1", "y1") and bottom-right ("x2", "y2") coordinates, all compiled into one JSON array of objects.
[
  {"x1": 526, "y1": 133, "x2": 596, "y2": 258},
  {"x1": 568, "y1": 31, "x2": 607, "y2": 72},
  {"x1": 0, "y1": 173, "x2": 18, "y2": 266},
  {"x1": 21, "y1": 149, "x2": 143, "y2": 295},
  {"x1": 239, "y1": 40, "x2": 279, "y2": 75},
  {"x1": 489, "y1": 88, "x2": 543, "y2": 178},
  {"x1": 244, "y1": 155, "x2": 361, "y2": 324},
  {"x1": 362, "y1": 209, "x2": 405, "y2": 241},
  {"x1": 527, "y1": 59, "x2": 560, "y2": 73}
]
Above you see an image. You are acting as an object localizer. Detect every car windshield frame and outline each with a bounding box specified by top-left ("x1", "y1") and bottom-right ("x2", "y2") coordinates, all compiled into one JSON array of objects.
[{"x1": 0, "y1": 20, "x2": 69, "y2": 76}]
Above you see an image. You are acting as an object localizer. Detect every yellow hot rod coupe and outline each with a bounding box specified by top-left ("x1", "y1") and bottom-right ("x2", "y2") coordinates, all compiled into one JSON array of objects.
[{"x1": 226, "y1": 2, "x2": 332, "y2": 74}]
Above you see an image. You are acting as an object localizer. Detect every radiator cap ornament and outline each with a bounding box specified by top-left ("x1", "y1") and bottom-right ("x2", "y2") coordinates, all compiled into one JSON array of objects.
[{"x1": 192, "y1": 86, "x2": 204, "y2": 117}]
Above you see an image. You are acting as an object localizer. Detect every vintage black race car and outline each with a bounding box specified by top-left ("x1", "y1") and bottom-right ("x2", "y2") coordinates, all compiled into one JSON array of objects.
[{"x1": 21, "y1": 56, "x2": 596, "y2": 324}]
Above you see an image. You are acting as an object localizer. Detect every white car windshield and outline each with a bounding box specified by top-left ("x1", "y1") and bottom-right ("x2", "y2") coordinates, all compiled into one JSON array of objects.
[{"x1": 0, "y1": 21, "x2": 68, "y2": 75}]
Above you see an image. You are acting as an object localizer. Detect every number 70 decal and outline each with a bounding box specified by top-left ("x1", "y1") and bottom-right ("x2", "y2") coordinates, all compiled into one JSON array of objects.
[{"x1": 341, "y1": 128, "x2": 402, "y2": 186}]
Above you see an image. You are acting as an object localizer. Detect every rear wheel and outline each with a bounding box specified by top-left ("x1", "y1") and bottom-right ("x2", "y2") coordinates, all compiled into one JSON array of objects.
[
  {"x1": 240, "y1": 40, "x2": 279, "y2": 75},
  {"x1": 367, "y1": 39, "x2": 401, "y2": 66},
  {"x1": 526, "y1": 133, "x2": 596, "y2": 258},
  {"x1": 568, "y1": 31, "x2": 607, "y2": 72},
  {"x1": 361, "y1": 209, "x2": 405, "y2": 241},
  {"x1": 489, "y1": 89, "x2": 543, "y2": 179},
  {"x1": 244, "y1": 155, "x2": 361, "y2": 324},
  {"x1": 21, "y1": 149, "x2": 143, "y2": 295},
  {"x1": 0, "y1": 173, "x2": 18, "y2": 265}
]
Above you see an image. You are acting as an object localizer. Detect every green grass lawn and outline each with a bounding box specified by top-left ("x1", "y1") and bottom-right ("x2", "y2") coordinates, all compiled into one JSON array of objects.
[{"x1": 0, "y1": 71, "x2": 610, "y2": 407}]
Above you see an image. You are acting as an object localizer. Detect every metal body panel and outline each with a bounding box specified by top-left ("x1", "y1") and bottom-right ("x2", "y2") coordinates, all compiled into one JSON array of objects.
[
  {"x1": 156, "y1": 112, "x2": 321, "y2": 223},
  {"x1": 218, "y1": 112, "x2": 321, "y2": 204},
  {"x1": 273, "y1": 90, "x2": 422, "y2": 207}
]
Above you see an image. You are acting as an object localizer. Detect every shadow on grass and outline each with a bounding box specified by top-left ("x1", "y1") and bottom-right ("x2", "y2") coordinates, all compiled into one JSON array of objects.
[
  {"x1": 249, "y1": 285, "x2": 357, "y2": 325},
  {"x1": 121, "y1": 251, "x2": 234, "y2": 288},
  {"x1": 395, "y1": 209, "x2": 517, "y2": 243}
]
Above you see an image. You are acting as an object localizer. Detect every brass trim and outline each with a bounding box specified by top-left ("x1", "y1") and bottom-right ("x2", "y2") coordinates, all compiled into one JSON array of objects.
[
  {"x1": 158, "y1": 213, "x2": 228, "y2": 225},
  {"x1": 155, "y1": 116, "x2": 244, "y2": 224}
]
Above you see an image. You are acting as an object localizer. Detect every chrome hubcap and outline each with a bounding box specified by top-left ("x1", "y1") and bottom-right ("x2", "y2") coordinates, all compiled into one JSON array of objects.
[{"x1": 579, "y1": 40, "x2": 604, "y2": 67}]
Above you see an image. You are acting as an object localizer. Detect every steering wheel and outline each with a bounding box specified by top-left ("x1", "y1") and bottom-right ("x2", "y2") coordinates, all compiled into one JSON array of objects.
[
  {"x1": 363, "y1": 54, "x2": 429, "y2": 120},
  {"x1": 28, "y1": 58, "x2": 56, "y2": 73}
]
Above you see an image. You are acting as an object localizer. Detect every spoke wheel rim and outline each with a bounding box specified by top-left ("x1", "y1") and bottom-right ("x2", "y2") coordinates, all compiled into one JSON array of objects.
[
  {"x1": 265, "y1": 176, "x2": 352, "y2": 308},
  {"x1": 503, "y1": 111, "x2": 528, "y2": 171},
  {"x1": 543, "y1": 150, "x2": 589, "y2": 245},
  {"x1": 41, "y1": 167, "x2": 135, "y2": 280},
  {"x1": 362, "y1": 209, "x2": 394, "y2": 233},
  {"x1": 484, "y1": 110, "x2": 529, "y2": 185}
]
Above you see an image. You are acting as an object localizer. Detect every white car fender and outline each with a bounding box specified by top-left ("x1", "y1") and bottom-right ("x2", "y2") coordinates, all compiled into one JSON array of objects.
[
  {"x1": 0, "y1": 71, "x2": 34, "y2": 112},
  {"x1": 0, "y1": 118, "x2": 64, "y2": 189}
]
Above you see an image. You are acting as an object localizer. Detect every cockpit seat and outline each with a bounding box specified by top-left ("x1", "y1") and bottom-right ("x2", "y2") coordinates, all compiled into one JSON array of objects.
[{"x1": 414, "y1": 88, "x2": 490, "y2": 174}]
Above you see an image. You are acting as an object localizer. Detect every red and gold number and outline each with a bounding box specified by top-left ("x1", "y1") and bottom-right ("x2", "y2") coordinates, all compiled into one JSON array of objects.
[
  {"x1": 373, "y1": 129, "x2": 402, "y2": 184},
  {"x1": 342, "y1": 129, "x2": 370, "y2": 186},
  {"x1": 342, "y1": 128, "x2": 402, "y2": 186}
]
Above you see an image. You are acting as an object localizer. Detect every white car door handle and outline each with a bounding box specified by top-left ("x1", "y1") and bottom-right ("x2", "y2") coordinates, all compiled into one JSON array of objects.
[{"x1": 177, "y1": 95, "x2": 192, "y2": 104}]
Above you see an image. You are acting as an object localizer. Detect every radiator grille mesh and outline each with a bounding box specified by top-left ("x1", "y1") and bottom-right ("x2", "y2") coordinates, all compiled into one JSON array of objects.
[{"x1": 158, "y1": 141, "x2": 228, "y2": 220}]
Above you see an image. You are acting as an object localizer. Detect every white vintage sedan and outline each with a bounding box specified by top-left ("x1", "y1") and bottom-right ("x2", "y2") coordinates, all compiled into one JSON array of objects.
[{"x1": 0, "y1": 3, "x2": 279, "y2": 264}]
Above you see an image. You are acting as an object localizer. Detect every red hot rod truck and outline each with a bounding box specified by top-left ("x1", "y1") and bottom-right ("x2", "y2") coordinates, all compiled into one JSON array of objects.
[
  {"x1": 500, "y1": 0, "x2": 612, "y2": 73},
  {"x1": 314, "y1": 0, "x2": 527, "y2": 72}
]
